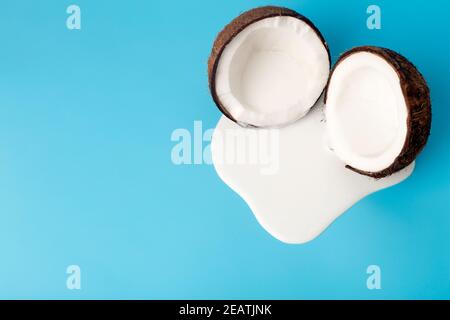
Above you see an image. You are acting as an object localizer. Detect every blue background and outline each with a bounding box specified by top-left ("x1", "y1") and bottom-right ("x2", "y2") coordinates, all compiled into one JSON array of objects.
[{"x1": 0, "y1": 0, "x2": 448, "y2": 299}]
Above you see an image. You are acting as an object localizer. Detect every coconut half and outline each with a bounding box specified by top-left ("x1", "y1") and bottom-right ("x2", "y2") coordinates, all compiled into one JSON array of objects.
[
  {"x1": 325, "y1": 46, "x2": 431, "y2": 178},
  {"x1": 208, "y1": 6, "x2": 331, "y2": 128}
]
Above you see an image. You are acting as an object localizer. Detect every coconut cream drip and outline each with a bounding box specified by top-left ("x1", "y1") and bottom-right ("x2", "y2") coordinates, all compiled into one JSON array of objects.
[{"x1": 211, "y1": 100, "x2": 414, "y2": 244}]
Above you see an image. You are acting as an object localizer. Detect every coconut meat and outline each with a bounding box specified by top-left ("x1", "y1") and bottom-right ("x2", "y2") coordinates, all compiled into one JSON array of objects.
[
  {"x1": 214, "y1": 16, "x2": 330, "y2": 127},
  {"x1": 326, "y1": 52, "x2": 409, "y2": 173}
]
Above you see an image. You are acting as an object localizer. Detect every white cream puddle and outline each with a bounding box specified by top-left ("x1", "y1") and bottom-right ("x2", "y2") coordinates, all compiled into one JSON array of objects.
[{"x1": 211, "y1": 100, "x2": 414, "y2": 244}]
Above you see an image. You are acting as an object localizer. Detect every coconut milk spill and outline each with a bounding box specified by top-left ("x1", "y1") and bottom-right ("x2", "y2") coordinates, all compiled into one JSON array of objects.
[{"x1": 211, "y1": 101, "x2": 414, "y2": 244}]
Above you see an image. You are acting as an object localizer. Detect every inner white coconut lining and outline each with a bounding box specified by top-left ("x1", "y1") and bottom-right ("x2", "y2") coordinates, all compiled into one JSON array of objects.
[
  {"x1": 215, "y1": 16, "x2": 330, "y2": 127},
  {"x1": 326, "y1": 52, "x2": 408, "y2": 173}
]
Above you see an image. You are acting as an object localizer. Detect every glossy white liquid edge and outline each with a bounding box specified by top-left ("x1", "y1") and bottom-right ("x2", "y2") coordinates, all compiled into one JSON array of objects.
[{"x1": 211, "y1": 101, "x2": 414, "y2": 244}]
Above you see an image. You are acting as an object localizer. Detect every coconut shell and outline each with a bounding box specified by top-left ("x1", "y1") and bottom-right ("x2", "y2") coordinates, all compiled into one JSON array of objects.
[
  {"x1": 324, "y1": 46, "x2": 432, "y2": 179},
  {"x1": 208, "y1": 6, "x2": 330, "y2": 125}
]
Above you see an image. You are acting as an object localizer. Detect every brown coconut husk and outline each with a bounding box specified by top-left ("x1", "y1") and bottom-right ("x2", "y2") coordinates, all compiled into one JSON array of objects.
[
  {"x1": 324, "y1": 46, "x2": 432, "y2": 178},
  {"x1": 208, "y1": 6, "x2": 330, "y2": 125}
]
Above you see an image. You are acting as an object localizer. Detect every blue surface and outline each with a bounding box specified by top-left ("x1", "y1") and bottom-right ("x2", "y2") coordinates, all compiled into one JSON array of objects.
[{"x1": 0, "y1": 0, "x2": 448, "y2": 299}]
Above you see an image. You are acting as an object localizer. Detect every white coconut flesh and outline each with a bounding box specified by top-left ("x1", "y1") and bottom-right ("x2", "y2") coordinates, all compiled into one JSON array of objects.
[
  {"x1": 326, "y1": 52, "x2": 409, "y2": 173},
  {"x1": 214, "y1": 16, "x2": 330, "y2": 127}
]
